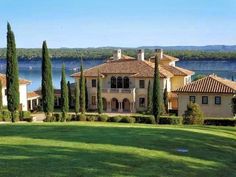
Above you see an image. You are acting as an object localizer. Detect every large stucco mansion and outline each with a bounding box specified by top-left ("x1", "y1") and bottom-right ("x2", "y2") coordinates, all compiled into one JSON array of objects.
[{"x1": 71, "y1": 49, "x2": 194, "y2": 113}]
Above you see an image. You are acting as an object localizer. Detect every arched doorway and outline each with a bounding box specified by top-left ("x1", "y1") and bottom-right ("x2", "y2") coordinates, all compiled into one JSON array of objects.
[
  {"x1": 123, "y1": 98, "x2": 130, "y2": 112},
  {"x1": 102, "y1": 98, "x2": 107, "y2": 112},
  {"x1": 111, "y1": 98, "x2": 119, "y2": 112}
]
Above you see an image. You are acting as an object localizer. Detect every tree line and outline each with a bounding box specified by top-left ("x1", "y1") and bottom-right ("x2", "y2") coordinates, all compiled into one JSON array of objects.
[{"x1": 1, "y1": 48, "x2": 236, "y2": 60}]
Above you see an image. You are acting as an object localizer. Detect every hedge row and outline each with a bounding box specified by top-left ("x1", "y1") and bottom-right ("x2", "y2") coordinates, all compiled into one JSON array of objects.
[
  {"x1": 46, "y1": 113, "x2": 236, "y2": 126},
  {"x1": 204, "y1": 118, "x2": 236, "y2": 126},
  {"x1": 47, "y1": 113, "x2": 184, "y2": 125},
  {"x1": 0, "y1": 110, "x2": 32, "y2": 122}
]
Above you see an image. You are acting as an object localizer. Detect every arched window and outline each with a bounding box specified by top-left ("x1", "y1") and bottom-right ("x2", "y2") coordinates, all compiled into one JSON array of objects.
[
  {"x1": 111, "y1": 77, "x2": 117, "y2": 88},
  {"x1": 123, "y1": 77, "x2": 129, "y2": 88},
  {"x1": 117, "y1": 77, "x2": 123, "y2": 88}
]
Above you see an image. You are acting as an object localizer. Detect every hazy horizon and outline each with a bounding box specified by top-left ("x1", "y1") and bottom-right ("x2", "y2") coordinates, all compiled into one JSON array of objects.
[{"x1": 0, "y1": 0, "x2": 235, "y2": 48}]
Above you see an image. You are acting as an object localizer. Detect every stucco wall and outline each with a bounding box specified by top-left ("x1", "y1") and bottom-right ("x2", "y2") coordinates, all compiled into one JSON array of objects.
[
  {"x1": 2, "y1": 84, "x2": 28, "y2": 111},
  {"x1": 178, "y1": 93, "x2": 234, "y2": 118}
]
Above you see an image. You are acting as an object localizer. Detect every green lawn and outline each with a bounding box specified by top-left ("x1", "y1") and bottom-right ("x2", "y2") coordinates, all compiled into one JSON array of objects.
[{"x1": 0, "y1": 122, "x2": 235, "y2": 177}]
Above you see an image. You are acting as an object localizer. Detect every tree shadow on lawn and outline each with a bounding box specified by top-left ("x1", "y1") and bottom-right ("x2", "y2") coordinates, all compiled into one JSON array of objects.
[
  {"x1": 0, "y1": 144, "x2": 223, "y2": 177},
  {"x1": 0, "y1": 123, "x2": 235, "y2": 177}
]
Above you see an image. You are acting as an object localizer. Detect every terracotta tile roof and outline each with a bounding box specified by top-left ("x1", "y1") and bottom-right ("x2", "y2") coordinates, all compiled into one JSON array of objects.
[
  {"x1": 27, "y1": 91, "x2": 41, "y2": 99},
  {"x1": 161, "y1": 65, "x2": 194, "y2": 76},
  {"x1": 149, "y1": 54, "x2": 179, "y2": 62},
  {"x1": 28, "y1": 89, "x2": 62, "y2": 97},
  {"x1": 174, "y1": 75, "x2": 236, "y2": 94},
  {"x1": 0, "y1": 73, "x2": 31, "y2": 86},
  {"x1": 71, "y1": 59, "x2": 173, "y2": 78}
]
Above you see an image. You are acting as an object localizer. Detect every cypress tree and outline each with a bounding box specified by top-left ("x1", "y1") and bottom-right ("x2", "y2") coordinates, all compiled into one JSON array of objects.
[
  {"x1": 97, "y1": 70, "x2": 103, "y2": 114},
  {"x1": 60, "y1": 64, "x2": 69, "y2": 121},
  {"x1": 0, "y1": 81, "x2": 2, "y2": 111},
  {"x1": 85, "y1": 78, "x2": 89, "y2": 110},
  {"x1": 163, "y1": 81, "x2": 169, "y2": 114},
  {"x1": 6, "y1": 23, "x2": 19, "y2": 122},
  {"x1": 67, "y1": 81, "x2": 72, "y2": 108},
  {"x1": 152, "y1": 54, "x2": 161, "y2": 123},
  {"x1": 41, "y1": 41, "x2": 54, "y2": 118},
  {"x1": 74, "y1": 81, "x2": 80, "y2": 115},
  {"x1": 79, "y1": 58, "x2": 86, "y2": 114},
  {"x1": 147, "y1": 80, "x2": 152, "y2": 114}
]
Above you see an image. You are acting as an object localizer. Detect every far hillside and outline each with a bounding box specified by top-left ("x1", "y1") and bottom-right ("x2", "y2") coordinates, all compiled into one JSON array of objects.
[{"x1": 1, "y1": 45, "x2": 236, "y2": 60}]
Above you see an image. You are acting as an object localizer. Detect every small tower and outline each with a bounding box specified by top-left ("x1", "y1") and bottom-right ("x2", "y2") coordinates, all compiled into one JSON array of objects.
[
  {"x1": 113, "y1": 49, "x2": 122, "y2": 60},
  {"x1": 137, "y1": 49, "x2": 145, "y2": 61},
  {"x1": 155, "y1": 49, "x2": 163, "y2": 60}
]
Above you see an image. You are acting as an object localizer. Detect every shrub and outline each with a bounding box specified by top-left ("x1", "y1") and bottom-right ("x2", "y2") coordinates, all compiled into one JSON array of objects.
[
  {"x1": 108, "y1": 116, "x2": 122, "y2": 122},
  {"x1": 97, "y1": 114, "x2": 109, "y2": 122},
  {"x1": 2, "y1": 110, "x2": 11, "y2": 122},
  {"x1": 53, "y1": 113, "x2": 62, "y2": 122},
  {"x1": 120, "y1": 116, "x2": 136, "y2": 123},
  {"x1": 24, "y1": 117, "x2": 34, "y2": 122},
  {"x1": 183, "y1": 102, "x2": 204, "y2": 125},
  {"x1": 19, "y1": 111, "x2": 31, "y2": 121},
  {"x1": 159, "y1": 116, "x2": 182, "y2": 125},
  {"x1": 71, "y1": 114, "x2": 77, "y2": 121},
  {"x1": 78, "y1": 114, "x2": 87, "y2": 121},
  {"x1": 204, "y1": 118, "x2": 236, "y2": 126},
  {"x1": 132, "y1": 115, "x2": 156, "y2": 124},
  {"x1": 86, "y1": 114, "x2": 98, "y2": 121},
  {"x1": 66, "y1": 114, "x2": 72, "y2": 122}
]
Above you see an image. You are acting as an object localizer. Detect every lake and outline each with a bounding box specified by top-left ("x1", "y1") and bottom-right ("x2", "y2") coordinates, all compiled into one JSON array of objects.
[{"x1": 0, "y1": 58, "x2": 235, "y2": 91}]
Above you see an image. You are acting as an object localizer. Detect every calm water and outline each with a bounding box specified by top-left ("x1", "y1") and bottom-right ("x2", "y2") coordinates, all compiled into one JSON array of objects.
[{"x1": 0, "y1": 58, "x2": 235, "y2": 91}]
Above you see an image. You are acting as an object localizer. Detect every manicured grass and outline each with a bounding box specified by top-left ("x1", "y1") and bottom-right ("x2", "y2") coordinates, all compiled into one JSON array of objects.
[{"x1": 0, "y1": 122, "x2": 235, "y2": 177}]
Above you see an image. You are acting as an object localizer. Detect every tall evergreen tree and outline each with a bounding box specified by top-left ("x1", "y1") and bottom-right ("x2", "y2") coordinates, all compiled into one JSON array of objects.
[
  {"x1": 147, "y1": 80, "x2": 152, "y2": 114},
  {"x1": 85, "y1": 78, "x2": 89, "y2": 110},
  {"x1": 79, "y1": 58, "x2": 86, "y2": 114},
  {"x1": 60, "y1": 64, "x2": 69, "y2": 120},
  {"x1": 67, "y1": 81, "x2": 72, "y2": 108},
  {"x1": 0, "y1": 81, "x2": 3, "y2": 111},
  {"x1": 152, "y1": 54, "x2": 161, "y2": 123},
  {"x1": 97, "y1": 70, "x2": 103, "y2": 114},
  {"x1": 6, "y1": 23, "x2": 19, "y2": 122},
  {"x1": 41, "y1": 41, "x2": 54, "y2": 118},
  {"x1": 74, "y1": 81, "x2": 80, "y2": 115},
  {"x1": 163, "y1": 81, "x2": 169, "y2": 114}
]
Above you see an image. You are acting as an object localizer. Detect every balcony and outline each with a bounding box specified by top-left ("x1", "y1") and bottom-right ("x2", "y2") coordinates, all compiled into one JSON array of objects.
[{"x1": 102, "y1": 88, "x2": 135, "y2": 94}]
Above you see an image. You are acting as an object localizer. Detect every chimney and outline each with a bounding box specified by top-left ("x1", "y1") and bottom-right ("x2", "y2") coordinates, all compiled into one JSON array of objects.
[
  {"x1": 155, "y1": 49, "x2": 163, "y2": 59},
  {"x1": 137, "y1": 49, "x2": 145, "y2": 61},
  {"x1": 113, "y1": 49, "x2": 122, "y2": 60}
]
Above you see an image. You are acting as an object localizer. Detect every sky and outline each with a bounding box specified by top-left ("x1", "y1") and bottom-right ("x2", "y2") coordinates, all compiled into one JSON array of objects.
[{"x1": 0, "y1": 0, "x2": 236, "y2": 48}]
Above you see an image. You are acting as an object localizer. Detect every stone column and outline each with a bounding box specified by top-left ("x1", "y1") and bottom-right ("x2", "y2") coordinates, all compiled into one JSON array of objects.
[
  {"x1": 118, "y1": 102, "x2": 123, "y2": 113},
  {"x1": 30, "y1": 99, "x2": 33, "y2": 110}
]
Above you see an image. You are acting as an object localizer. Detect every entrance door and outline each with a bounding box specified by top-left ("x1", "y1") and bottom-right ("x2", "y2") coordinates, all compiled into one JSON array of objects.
[
  {"x1": 111, "y1": 98, "x2": 119, "y2": 112},
  {"x1": 123, "y1": 98, "x2": 130, "y2": 112}
]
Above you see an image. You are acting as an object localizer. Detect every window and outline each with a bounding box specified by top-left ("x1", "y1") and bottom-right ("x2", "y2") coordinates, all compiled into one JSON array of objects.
[
  {"x1": 92, "y1": 79, "x2": 96, "y2": 88},
  {"x1": 123, "y1": 77, "x2": 129, "y2": 88},
  {"x1": 189, "y1": 96, "x2": 196, "y2": 103},
  {"x1": 139, "y1": 97, "x2": 145, "y2": 107},
  {"x1": 111, "y1": 77, "x2": 116, "y2": 88},
  {"x1": 139, "y1": 80, "x2": 145, "y2": 88},
  {"x1": 202, "y1": 96, "x2": 208, "y2": 104},
  {"x1": 92, "y1": 96, "x2": 96, "y2": 105},
  {"x1": 215, "y1": 96, "x2": 221, "y2": 105},
  {"x1": 117, "y1": 77, "x2": 123, "y2": 88}
]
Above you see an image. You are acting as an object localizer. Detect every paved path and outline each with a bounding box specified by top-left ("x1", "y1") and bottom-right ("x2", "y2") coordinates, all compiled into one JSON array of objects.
[{"x1": 32, "y1": 113, "x2": 45, "y2": 122}]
